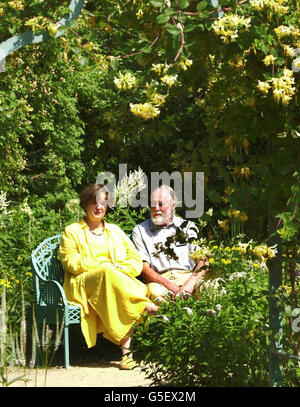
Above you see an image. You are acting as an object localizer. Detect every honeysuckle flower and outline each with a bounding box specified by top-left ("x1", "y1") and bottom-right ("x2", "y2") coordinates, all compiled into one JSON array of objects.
[
  {"x1": 274, "y1": 25, "x2": 293, "y2": 39},
  {"x1": 292, "y1": 57, "x2": 300, "y2": 71},
  {"x1": 212, "y1": 14, "x2": 251, "y2": 43},
  {"x1": 150, "y1": 92, "x2": 167, "y2": 106},
  {"x1": 250, "y1": 0, "x2": 289, "y2": 14},
  {"x1": 178, "y1": 57, "x2": 193, "y2": 71},
  {"x1": 114, "y1": 72, "x2": 137, "y2": 90},
  {"x1": 151, "y1": 63, "x2": 170, "y2": 75},
  {"x1": 8, "y1": 0, "x2": 24, "y2": 11},
  {"x1": 130, "y1": 102, "x2": 160, "y2": 120},
  {"x1": 283, "y1": 45, "x2": 295, "y2": 57},
  {"x1": 257, "y1": 80, "x2": 271, "y2": 94},
  {"x1": 160, "y1": 74, "x2": 178, "y2": 87},
  {"x1": 136, "y1": 9, "x2": 143, "y2": 19},
  {"x1": 263, "y1": 54, "x2": 276, "y2": 66}
]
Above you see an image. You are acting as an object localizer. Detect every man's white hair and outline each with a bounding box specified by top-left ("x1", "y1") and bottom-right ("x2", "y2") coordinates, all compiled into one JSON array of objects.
[{"x1": 151, "y1": 185, "x2": 178, "y2": 206}]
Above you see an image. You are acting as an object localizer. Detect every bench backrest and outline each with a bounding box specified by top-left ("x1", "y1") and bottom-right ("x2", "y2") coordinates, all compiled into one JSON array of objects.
[{"x1": 31, "y1": 235, "x2": 63, "y2": 305}]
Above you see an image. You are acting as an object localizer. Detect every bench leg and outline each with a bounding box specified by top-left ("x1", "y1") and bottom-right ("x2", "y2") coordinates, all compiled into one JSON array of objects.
[
  {"x1": 34, "y1": 322, "x2": 42, "y2": 367},
  {"x1": 64, "y1": 325, "x2": 70, "y2": 368}
]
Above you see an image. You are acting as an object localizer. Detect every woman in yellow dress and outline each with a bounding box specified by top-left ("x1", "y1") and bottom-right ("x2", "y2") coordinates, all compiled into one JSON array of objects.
[{"x1": 58, "y1": 183, "x2": 158, "y2": 369}]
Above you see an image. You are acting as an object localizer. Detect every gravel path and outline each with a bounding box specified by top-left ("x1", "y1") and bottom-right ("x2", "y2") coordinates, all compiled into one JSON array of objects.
[{"x1": 7, "y1": 360, "x2": 152, "y2": 387}]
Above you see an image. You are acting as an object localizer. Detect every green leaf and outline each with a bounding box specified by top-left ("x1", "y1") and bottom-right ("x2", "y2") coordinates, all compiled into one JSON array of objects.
[
  {"x1": 156, "y1": 13, "x2": 171, "y2": 24},
  {"x1": 178, "y1": 0, "x2": 190, "y2": 8},
  {"x1": 166, "y1": 25, "x2": 181, "y2": 35},
  {"x1": 207, "y1": 190, "x2": 221, "y2": 203},
  {"x1": 150, "y1": 0, "x2": 163, "y2": 7},
  {"x1": 110, "y1": 58, "x2": 119, "y2": 70},
  {"x1": 197, "y1": 0, "x2": 208, "y2": 11}
]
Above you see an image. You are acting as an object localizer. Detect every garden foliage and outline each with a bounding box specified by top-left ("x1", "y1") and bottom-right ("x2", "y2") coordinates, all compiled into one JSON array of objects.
[
  {"x1": 132, "y1": 238, "x2": 300, "y2": 386},
  {"x1": 0, "y1": 0, "x2": 299, "y2": 385}
]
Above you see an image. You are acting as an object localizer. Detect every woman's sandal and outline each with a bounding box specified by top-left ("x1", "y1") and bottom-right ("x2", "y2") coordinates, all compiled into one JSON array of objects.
[{"x1": 119, "y1": 355, "x2": 136, "y2": 370}]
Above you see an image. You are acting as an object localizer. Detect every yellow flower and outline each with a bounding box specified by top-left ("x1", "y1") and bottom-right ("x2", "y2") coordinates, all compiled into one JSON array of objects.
[
  {"x1": 292, "y1": 57, "x2": 300, "y2": 70},
  {"x1": 228, "y1": 209, "x2": 240, "y2": 218},
  {"x1": 283, "y1": 45, "x2": 295, "y2": 57},
  {"x1": 271, "y1": 69, "x2": 295, "y2": 105},
  {"x1": 178, "y1": 57, "x2": 193, "y2": 71},
  {"x1": 0, "y1": 7, "x2": 4, "y2": 16},
  {"x1": 242, "y1": 138, "x2": 250, "y2": 155},
  {"x1": 257, "y1": 80, "x2": 271, "y2": 94},
  {"x1": 151, "y1": 63, "x2": 170, "y2": 75},
  {"x1": 136, "y1": 9, "x2": 143, "y2": 19},
  {"x1": 129, "y1": 102, "x2": 160, "y2": 120},
  {"x1": 0, "y1": 279, "x2": 12, "y2": 288},
  {"x1": 160, "y1": 74, "x2": 178, "y2": 87},
  {"x1": 234, "y1": 166, "x2": 251, "y2": 180},
  {"x1": 222, "y1": 259, "x2": 231, "y2": 264},
  {"x1": 225, "y1": 136, "x2": 233, "y2": 146},
  {"x1": 218, "y1": 219, "x2": 230, "y2": 232},
  {"x1": 212, "y1": 14, "x2": 251, "y2": 43},
  {"x1": 240, "y1": 167, "x2": 251, "y2": 180},
  {"x1": 263, "y1": 54, "x2": 276, "y2": 66},
  {"x1": 150, "y1": 92, "x2": 167, "y2": 106},
  {"x1": 251, "y1": 0, "x2": 289, "y2": 14},
  {"x1": 8, "y1": 1, "x2": 24, "y2": 11},
  {"x1": 238, "y1": 212, "x2": 248, "y2": 223},
  {"x1": 274, "y1": 25, "x2": 293, "y2": 39},
  {"x1": 114, "y1": 72, "x2": 137, "y2": 90}
]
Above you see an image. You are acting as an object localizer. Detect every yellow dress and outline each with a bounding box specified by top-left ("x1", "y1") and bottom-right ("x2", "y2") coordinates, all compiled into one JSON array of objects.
[{"x1": 58, "y1": 219, "x2": 152, "y2": 348}]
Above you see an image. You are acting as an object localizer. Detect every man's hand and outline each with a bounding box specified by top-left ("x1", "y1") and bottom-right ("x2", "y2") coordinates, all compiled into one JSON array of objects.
[
  {"x1": 193, "y1": 257, "x2": 209, "y2": 276},
  {"x1": 141, "y1": 261, "x2": 181, "y2": 296},
  {"x1": 163, "y1": 280, "x2": 181, "y2": 296}
]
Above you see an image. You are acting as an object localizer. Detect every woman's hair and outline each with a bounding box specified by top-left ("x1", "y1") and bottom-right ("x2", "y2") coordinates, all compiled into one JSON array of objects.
[{"x1": 79, "y1": 184, "x2": 113, "y2": 211}]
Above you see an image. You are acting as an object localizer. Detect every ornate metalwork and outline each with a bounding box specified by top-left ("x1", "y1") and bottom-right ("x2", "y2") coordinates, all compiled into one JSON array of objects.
[{"x1": 0, "y1": 0, "x2": 84, "y2": 71}]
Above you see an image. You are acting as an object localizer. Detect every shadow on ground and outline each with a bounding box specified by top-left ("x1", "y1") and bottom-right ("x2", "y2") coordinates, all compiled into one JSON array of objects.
[{"x1": 44, "y1": 324, "x2": 122, "y2": 368}]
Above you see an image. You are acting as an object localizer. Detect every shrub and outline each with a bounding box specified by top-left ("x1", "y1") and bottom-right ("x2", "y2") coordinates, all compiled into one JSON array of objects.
[{"x1": 131, "y1": 239, "x2": 300, "y2": 387}]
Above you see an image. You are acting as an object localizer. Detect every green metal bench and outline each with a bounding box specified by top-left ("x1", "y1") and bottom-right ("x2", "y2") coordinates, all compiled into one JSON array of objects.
[{"x1": 31, "y1": 235, "x2": 81, "y2": 368}]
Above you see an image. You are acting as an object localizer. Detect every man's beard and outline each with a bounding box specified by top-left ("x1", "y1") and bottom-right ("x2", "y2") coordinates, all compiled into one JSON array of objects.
[{"x1": 151, "y1": 208, "x2": 173, "y2": 226}]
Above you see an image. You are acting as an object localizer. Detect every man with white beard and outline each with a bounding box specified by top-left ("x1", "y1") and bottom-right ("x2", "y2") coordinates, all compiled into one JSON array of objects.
[{"x1": 132, "y1": 185, "x2": 208, "y2": 303}]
